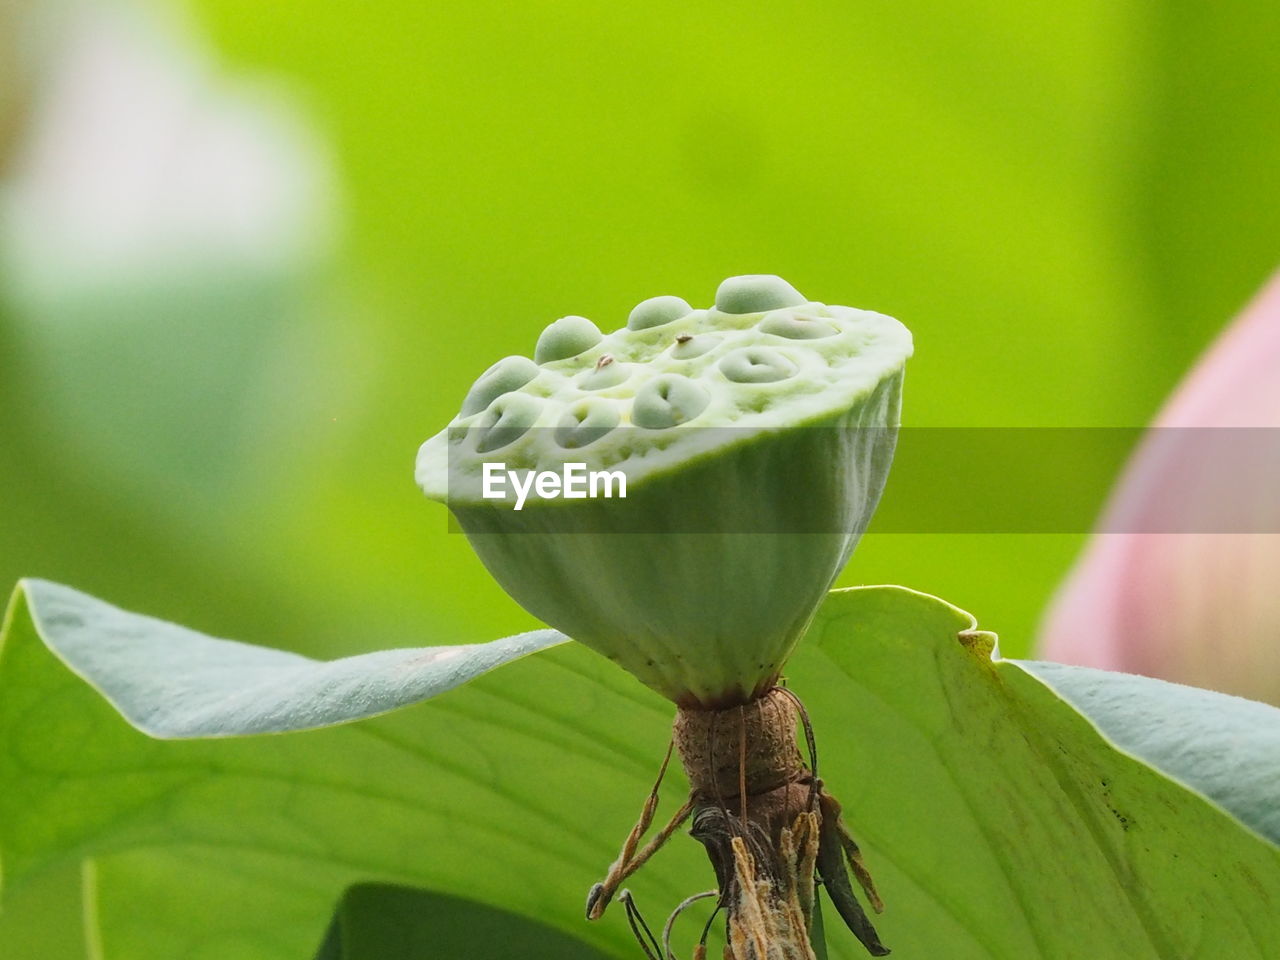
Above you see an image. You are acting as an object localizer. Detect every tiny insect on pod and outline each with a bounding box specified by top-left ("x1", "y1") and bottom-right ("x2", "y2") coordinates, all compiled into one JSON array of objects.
[{"x1": 416, "y1": 275, "x2": 912, "y2": 957}]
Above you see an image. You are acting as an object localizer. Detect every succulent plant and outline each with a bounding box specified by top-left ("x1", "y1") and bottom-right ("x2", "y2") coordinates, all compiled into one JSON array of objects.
[{"x1": 416, "y1": 275, "x2": 912, "y2": 707}]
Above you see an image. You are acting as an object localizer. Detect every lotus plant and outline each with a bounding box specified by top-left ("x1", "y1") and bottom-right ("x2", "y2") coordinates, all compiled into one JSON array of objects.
[
  {"x1": 417, "y1": 274, "x2": 913, "y2": 956},
  {"x1": 7, "y1": 274, "x2": 1280, "y2": 959},
  {"x1": 1039, "y1": 271, "x2": 1280, "y2": 706}
]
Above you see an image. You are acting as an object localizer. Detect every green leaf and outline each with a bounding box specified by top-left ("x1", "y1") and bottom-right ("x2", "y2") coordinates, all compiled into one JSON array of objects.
[
  {"x1": 1012, "y1": 660, "x2": 1280, "y2": 845},
  {"x1": 800, "y1": 589, "x2": 1280, "y2": 957},
  {"x1": 3, "y1": 580, "x2": 1279, "y2": 959},
  {"x1": 313, "y1": 883, "x2": 614, "y2": 959},
  {"x1": 0, "y1": 579, "x2": 684, "y2": 960},
  {"x1": 20, "y1": 578, "x2": 566, "y2": 737}
]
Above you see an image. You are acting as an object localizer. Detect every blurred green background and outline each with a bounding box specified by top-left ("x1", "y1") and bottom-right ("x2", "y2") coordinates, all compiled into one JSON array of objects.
[{"x1": 1, "y1": 0, "x2": 1277, "y2": 954}]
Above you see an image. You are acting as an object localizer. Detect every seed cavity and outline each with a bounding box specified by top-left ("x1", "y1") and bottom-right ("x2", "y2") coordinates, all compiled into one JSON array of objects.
[
  {"x1": 760, "y1": 311, "x2": 839, "y2": 340},
  {"x1": 627, "y1": 295, "x2": 693, "y2": 331},
  {"x1": 632, "y1": 374, "x2": 711, "y2": 429},
  {"x1": 714, "y1": 275, "x2": 806, "y2": 315},
  {"x1": 475, "y1": 392, "x2": 542, "y2": 453},
  {"x1": 555, "y1": 400, "x2": 621, "y2": 448},
  {"x1": 671, "y1": 334, "x2": 717, "y2": 360},
  {"x1": 460, "y1": 355, "x2": 540, "y2": 417},
  {"x1": 535, "y1": 315, "x2": 603, "y2": 364},
  {"x1": 580, "y1": 354, "x2": 630, "y2": 390},
  {"x1": 720, "y1": 347, "x2": 798, "y2": 383}
]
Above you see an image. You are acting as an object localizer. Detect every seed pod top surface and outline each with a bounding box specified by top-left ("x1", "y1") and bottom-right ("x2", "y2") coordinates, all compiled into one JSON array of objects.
[{"x1": 417, "y1": 275, "x2": 912, "y2": 503}]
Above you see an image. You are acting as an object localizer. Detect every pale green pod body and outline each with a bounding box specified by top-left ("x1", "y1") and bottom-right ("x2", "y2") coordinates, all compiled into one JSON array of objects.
[{"x1": 417, "y1": 276, "x2": 912, "y2": 706}]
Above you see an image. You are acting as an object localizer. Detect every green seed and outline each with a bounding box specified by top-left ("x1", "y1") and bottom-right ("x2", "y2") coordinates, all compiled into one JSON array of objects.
[
  {"x1": 535, "y1": 315, "x2": 603, "y2": 363},
  {"x1": 627, "y1": 295, "x2": 693, "y2": 331},
  {"x1": 760, "y1": 311, "x2": 839, "y2": 340},
  {"x1": 632, "y1": 374, "x2": 711, "y2": 428},
  {"x1": 475, "y1": 392, "x2": 542, "y2": 453},
  {"x1": 555, "y1": 400, "x2": 621, "y2": 448},
  {"x1": 714, "y1": 275, "x2": 806, "y2": 314},
  {"x1": 719, "y1": 347, "x2": 797, "y2": 383},
  {"x1": 460, "y1": 355, "x2": 540, "y2": 417}
]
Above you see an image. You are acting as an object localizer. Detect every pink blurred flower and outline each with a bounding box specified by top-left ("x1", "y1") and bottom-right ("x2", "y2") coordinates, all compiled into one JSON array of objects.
[{"x1": 1038, "y1": 271, "x2": 1280, "y2": 705}]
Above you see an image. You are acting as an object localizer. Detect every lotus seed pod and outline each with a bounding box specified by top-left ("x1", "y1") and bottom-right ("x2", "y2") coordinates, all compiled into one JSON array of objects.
[
  {"x1": 535, "y1": 315, "x2": 602, "y2": 364},
  {"x1": 714, "y1": 274, "x2": 806, "y2": 314},
  {"x1": 417, "y1": 275, "x2": 913, "y2": 706},
  {"x1": 628, "y1": 295, "x2": 693, "y2": 331},
  {"x1": 460, "y1": 355, "x2": 540, "y2": 417}
]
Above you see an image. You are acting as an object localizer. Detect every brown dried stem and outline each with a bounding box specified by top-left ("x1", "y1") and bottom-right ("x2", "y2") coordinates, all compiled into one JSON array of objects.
[{"x1": 589, "y1": 688, "x2": 888, "y2": 958}]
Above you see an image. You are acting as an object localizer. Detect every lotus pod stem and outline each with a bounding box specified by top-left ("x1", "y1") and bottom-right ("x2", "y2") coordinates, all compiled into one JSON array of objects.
[
  {"x1": 590, "y1": 691, "x2": 888, "y2": 957},
  {"x1": 677, "y1": 691, "x2": 889, "y2": 958}
]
